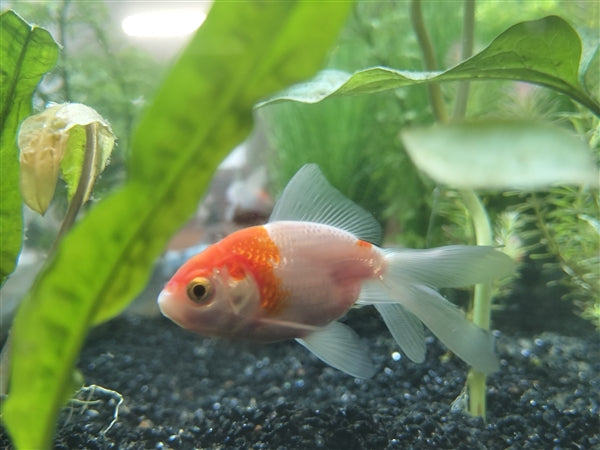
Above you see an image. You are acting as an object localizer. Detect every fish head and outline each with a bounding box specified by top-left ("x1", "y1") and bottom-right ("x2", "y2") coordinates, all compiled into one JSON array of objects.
[{"x1": 158, "y1": 249, "x2": 261, "y2": 337}]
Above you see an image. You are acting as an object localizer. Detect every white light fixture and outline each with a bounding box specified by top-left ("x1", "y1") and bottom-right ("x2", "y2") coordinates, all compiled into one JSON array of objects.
[{"x1": 122, "y1": 9, "x2": 206, "y2": 38}]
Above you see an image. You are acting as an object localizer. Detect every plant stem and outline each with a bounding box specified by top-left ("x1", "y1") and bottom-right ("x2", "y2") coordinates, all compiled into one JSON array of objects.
[
  {"x1": 453, "y1": 0, "x2": 475, "y2": 120},
  {"x1": 410, "y1": 0, "x2": 494, "y2": 419},
  {"x1": 451, "y1": 0, "x2": 495, "y2": 419},
  {"x1": 51, "y1": 123, "x2": 98, "y2": 253},
  {"x1": 462, "y1": 189, "x2": 493, "y2": 417},
  {"x1": 58, "y1": 0, "x2": 73, "y2": 101},
  {"x1": 0, "y1": 332, "x2": 11, "y2": 397},
  {"x1": 409, "y1": 0, "x2": 448, "y2": 123}
]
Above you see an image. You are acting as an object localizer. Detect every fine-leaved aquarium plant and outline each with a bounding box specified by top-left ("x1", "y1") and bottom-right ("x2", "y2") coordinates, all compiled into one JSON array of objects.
[
  {"x1": 0, "y1": 3, "x2": 353, "y2": 448},
  {"x1": 257, "y1": 2, "x2": 599, "y2": 418}
]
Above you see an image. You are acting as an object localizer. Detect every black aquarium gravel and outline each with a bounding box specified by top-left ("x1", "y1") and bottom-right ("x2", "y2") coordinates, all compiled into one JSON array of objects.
[{"x1": 2, "y1": 293, "x2": 597, "y2": 450}]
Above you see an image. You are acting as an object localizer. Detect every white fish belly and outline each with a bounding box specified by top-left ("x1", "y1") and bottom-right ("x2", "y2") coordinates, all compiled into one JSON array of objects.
[{"x1": 264, "y1": 221, "x2": 384, "y2": 327}]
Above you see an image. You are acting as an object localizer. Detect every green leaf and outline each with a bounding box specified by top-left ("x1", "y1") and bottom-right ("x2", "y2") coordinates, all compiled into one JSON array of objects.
[
  {"x1": 400, "y1": 121, "x2": 600, "y2": 190},
  {"x1": 258, "y1": 16, "x2": 600, "y2": 115},
  {"x1": 577, "y1": 25, "x2": 600, "y2": 102},
  {"x1": 582, "y1": 45, "x2": 599, "y2": 102},
  {"x1": 56, "y1": 104, "x2": 114, "y2": 204},
  {"x1": 2, "y1": 2, "x2": 352, "y2": 449},
  {"x1": 0, "y1": 10, "x2": 59, "y2": 284}
]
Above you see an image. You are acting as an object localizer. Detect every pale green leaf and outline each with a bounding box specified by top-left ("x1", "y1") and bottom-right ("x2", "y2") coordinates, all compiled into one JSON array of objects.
[{"x1": 401, "y1": 122, "x2": 600, "y2": 190}]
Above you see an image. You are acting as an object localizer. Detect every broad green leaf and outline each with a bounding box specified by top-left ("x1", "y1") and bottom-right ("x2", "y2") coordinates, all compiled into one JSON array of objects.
[
  {"x1": 577, "y1": 25, "x2": 599, "y2": 102},
  {"x1": 582, "y1": 46, "x2": 599, "y2": 102},
  {"x1": 2, "y1": 2, "x2": 352, "y2": 449},
  {"x1": 258, "y1": 16, "x2": 600, "y2": 116},
  {"x1": 0, "y1": 10, "x2": 59, "y2": 284},
  {"x1": 400, "y1": 122, "x2": 600, "y2": 190},
  {"x1": 17, "y1": 103, "x2": 115, "y2": 214}
]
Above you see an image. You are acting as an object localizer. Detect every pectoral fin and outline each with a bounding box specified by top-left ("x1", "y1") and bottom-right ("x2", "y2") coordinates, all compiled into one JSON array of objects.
[{"x1": 296, "y1": 321, "x2": 376, "y2": 379}]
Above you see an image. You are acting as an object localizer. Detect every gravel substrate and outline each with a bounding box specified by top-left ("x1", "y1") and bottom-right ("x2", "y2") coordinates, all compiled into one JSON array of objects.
[{"x1": 1, "y1": 296, "x2": 597, "y2": 449}]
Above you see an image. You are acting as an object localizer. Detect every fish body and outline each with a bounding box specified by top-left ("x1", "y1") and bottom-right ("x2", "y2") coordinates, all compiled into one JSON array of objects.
[
  {"x1": 159, "y1": 221, "x2": 383, "y2": 342},
  {"x1": 158, "y1": 164, "x2": 514, "y2": 378}
]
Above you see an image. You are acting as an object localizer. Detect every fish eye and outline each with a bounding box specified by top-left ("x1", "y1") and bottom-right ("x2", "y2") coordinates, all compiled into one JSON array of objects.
[{"x1": 186, "y1": 277, "x2": 213, "y2": 303}]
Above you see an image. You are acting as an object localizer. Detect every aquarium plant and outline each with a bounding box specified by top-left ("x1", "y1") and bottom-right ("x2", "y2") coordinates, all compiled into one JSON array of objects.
[
  {"x1": 1, "y1": 2, "x2": 598, "y2": 448},
  {"x1": 0, "y1": 3, "x2": 352, "y2": 449},
  {"x1": 257, "y1": 2, "x2": 599, "y2": 418}
]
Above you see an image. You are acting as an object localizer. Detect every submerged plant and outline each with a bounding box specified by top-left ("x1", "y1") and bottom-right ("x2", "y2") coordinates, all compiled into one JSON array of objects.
[
  {"x1": 513, "y1": 186, "x2": 600, "y2": 326},
  {"x1": 1, "y1": 3, "x2": 352, "y2": 448},
  {"x1": 258, "y1": 3, "x2": 599, "y2": 419}
]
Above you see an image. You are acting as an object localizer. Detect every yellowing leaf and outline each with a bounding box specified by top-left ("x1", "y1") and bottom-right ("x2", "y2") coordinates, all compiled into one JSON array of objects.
[
  {"x1": 17, "y1": 103, "x2": 115, "y2": 214},
  {"x1": 18, "y1": 112, "x2": 68, "y2": 214}
]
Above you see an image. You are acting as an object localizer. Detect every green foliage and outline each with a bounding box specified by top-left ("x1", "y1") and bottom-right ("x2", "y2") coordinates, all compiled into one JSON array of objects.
[
  {"x1": 259, "y1": 11, "x2": 599, "y2": 250},
  {"x1": 8, "y1": 0, "x2": 166, "y2": 193},
  {"x1": 0, "y1": 10, "x2": 59, "y2": 285},
  {"x1": 511, "y1": 175, "x2": 600, "y2": 324},
  {"x1": 260, "y1": 17, "x2": 598, "y2": 114},
  {"x1": 259, "y1": 13, "x2": 599, "y2": 247},
  {"x1": 260, "y1": 94, "x2": 403, "y2": 225},
  {"x1": 256, "y1": 5, "x2": 599, "y2": 420},
  {"x1": 2, "y1": 2, "x2": 352, "y2": 449}
]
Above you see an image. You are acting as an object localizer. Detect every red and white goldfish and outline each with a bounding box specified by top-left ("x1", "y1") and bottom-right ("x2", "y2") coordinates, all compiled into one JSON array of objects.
[{"x1": 158, "y1": 164, "x2": 514, "y2": 378}]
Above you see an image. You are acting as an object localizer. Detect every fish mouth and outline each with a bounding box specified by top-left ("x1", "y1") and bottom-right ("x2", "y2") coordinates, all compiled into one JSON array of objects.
[{"x1": 157, "y1": 289, "x2": 175, "y2": 320}]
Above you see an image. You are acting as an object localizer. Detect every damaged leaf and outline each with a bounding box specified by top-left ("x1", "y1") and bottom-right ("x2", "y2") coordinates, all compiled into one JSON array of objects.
[{"x1": 18, "y1": 103, "x2": 115, "y2": 214}]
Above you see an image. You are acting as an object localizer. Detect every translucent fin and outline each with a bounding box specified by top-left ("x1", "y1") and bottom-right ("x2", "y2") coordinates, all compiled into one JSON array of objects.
[
  {"x1": 359, "y1": 281, "x2": 425, "y2": 362},
  {"x1": 296, "y1": 321, "x2": 376, "y2": 379},
  {"x1": 370, "y1": 281, "x2": 499, "y2": 374},
  {"x1": 383, "y1": 245, "x2": 515, "y2": 288},
  {"x1": 374, "y1": 303, "x2": 426, "y2": 363},
  {"x1": 269, "y1": 164, "x2": 383, "y2": 245},
  {"x1": 258, "y1": 317, "x2": 321, "y2": 334}
]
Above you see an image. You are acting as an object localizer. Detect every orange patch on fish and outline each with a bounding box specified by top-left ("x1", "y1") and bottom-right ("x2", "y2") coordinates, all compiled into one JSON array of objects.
[
  {"x1": 356, "y1": 240, "x2": 372, "y2": 249},
  {"x1": 226, "y1": 226, "x2": 288, "y2": 313}
]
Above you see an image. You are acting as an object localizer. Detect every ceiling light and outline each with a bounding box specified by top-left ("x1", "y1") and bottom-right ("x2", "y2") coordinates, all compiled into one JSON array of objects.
[{"x1": 122, "y1": 9, "x2": 206, "y2": 38}]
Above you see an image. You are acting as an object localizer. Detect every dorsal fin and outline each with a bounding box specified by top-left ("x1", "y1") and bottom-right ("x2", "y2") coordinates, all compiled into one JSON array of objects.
[{"x1": 269, "y1": 164, "x2": 383, "y2": 245}]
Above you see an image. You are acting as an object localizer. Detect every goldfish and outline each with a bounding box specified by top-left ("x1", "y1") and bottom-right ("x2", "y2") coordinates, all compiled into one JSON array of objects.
[{"x1": 158, "y1": 164, "x2": 514, "y2": 378}]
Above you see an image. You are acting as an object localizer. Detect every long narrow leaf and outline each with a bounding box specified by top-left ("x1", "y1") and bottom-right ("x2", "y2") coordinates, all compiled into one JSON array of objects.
[
  {"x1": 0, "y1": 11, "x2": 59, "y2": 284},
  {"x1": 2, "y1": 2, "x2": 352, "y2": 448},
  {"x1": 258, "y1": 16, "x2": 599, "y2": 115}
]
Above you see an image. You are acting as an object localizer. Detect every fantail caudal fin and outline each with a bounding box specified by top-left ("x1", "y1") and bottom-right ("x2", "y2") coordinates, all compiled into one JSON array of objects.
[{"x1": 359, "y1": 245, "x2": 514, "y2": 374}]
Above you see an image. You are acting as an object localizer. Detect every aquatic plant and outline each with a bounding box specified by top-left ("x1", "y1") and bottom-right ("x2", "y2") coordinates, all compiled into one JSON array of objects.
[
  {"x1": 0, "y1": 3, "x2": 352, "y2": 449},
  {"x1": 258, "y1": 4, "x2": 599, "y2": 419},
  {"x1": 7, "y1": 0, "x2": 164, "y2": 164},
  {"x1": 512, "y1": 185, "x2": 600, "y2": 326}
]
